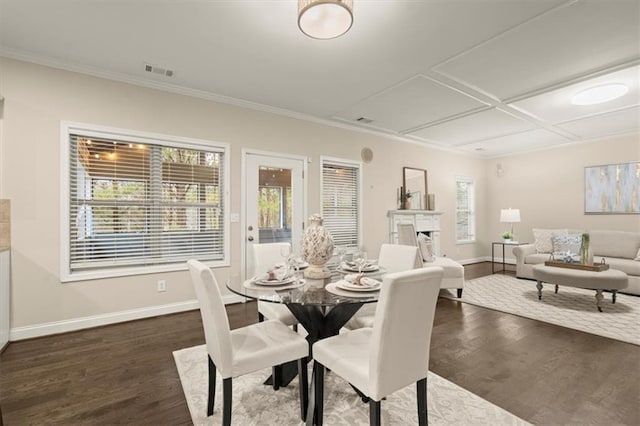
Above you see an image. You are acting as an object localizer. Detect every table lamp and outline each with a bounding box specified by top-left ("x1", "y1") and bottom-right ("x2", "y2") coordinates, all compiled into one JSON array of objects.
[{"x1": 500, "y1": 208, "x2": 521, "y2": 241}]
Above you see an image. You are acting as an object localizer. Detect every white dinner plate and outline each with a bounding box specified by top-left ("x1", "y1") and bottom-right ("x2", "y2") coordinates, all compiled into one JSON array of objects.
[
  {"x1": 275, "y1": 261, "x2": 309, "y2": 270},
  {"x1": 253, "y1": 276, "x2": 297, "y2": 286},
  {"x1": 336, "y1": 278, "x2": 381, "y2": 292},
  {"x1": 340, "y1": 262, "x2": 379, "y2": 273},
  {"x1": 326, "y1": 282, "x2": 379, "y2": 298},
  {"x1": 244, "y1": 279, "x2": 305, "y2": 291}
]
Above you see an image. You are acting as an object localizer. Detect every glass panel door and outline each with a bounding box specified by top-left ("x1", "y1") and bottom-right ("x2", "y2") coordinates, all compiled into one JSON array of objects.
[{"x1": 245, "y1": 153, "x2": 304, "y2": 277}]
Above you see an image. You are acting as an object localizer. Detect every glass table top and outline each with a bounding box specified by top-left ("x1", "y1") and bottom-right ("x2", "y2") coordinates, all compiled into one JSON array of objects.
[{"x1": 225, "y1": 273, "x2": 380, "y2": 307}]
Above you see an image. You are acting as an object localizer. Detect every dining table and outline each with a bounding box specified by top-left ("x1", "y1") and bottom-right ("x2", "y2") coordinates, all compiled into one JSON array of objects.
[{"x1": 225, "y1": 265, "x2": 384, "y2": 425}]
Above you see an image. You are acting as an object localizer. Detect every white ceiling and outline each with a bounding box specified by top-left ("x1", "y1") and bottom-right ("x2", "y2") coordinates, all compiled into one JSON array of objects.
[{"x1": 0, "y1": 0, "x2": 638, "y2": 158}]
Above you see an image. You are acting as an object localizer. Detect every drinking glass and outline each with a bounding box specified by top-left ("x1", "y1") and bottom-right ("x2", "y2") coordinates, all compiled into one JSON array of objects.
[
  {"x1": 335, "y1": 245, "x2": 347, "y2": 269},
  {"x1": 353, "y1": 251, "x2": 368, "y2": 274},
  {"x1": 279, "y1": 245, "x2": 291, "y2": 276}
]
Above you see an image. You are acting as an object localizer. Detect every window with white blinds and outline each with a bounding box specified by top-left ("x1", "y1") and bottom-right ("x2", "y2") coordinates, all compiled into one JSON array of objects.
[
  {"x1": 62, "y1": 124, "x2": 228, "y2": 280},
  {"x1": 321, "y1": 157, "x2": 361, "y2": 249},
  {"x1": 456, "y1": 177, "x2": 476, "y2": 243}
]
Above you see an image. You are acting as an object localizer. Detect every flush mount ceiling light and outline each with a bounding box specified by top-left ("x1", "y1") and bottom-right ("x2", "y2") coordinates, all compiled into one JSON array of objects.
[
  {"x1": 298, "y1": 0, "x2": 353, "y2": 39},
  {"x1": 571, "y1": 83, "x2": 629, "y2": 106}
]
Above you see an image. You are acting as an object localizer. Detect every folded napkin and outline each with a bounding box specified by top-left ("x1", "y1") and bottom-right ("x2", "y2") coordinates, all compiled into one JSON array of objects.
[
  {"x1": 341, "y1": 260, "x2": 378, "y2": 270},
  {"x1": 259, "y1": 269, "x2": 291, "y2": 281},
  {"x1": 275, "y1": 257, "x2": 306, "y2": 268},
  {"x1": 344, "y1": 274, "x2": 378, "y2": 288}
]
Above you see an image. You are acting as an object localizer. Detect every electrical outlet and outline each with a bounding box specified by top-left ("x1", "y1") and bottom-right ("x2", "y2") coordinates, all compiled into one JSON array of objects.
[{"x1": 157, "y1": 280, "x2": 166, "y2": 292}]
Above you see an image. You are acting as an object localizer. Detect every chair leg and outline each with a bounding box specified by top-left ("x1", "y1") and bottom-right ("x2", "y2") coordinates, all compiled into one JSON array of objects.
[
  {"x1": 314, "y1": 361, "x2": 325, "y2": 426},
  {"x1": 272, "y1": 365, "x2": 282, "y2": 390},
  {"x1": 207, "y1": 355, "x2": 216, "y2": 416},
  {"x1": 223, "y1": 377, "x2": 232, "y2": 426},
  {"x1": 298, "y1": 358, "x2": 309, "y2": 421},
  {"x1": 293, "y1": 324, "x2": 298, "y2": 332},
  {"x1": 258, "y1": 312, "x2": 265, "y2": 322},
  {"x1": 369, "y1": 400, "x2": 381, "y2": 426},
  {"x1": 457, "y1": 288, "x2": 463, "y2": 298},
  {"x1": 417, "y1": 378, "x2": 428, "y2": 426}
]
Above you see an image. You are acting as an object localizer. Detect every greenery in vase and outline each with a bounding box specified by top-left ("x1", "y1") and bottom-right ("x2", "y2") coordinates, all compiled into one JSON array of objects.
[
  {"x1": 580, "y1": 232, "x2": 590, "y2": 264},
  {"x1": 502, "y1": 231, "x2": 512, "y2": 239}
]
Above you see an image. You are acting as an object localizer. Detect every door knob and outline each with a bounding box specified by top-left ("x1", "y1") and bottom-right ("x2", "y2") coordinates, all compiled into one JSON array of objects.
[
  {"x1": 248, "y1": 236, "x2": 254, "y2": 241},
  {"x1": 248, "y1": 225, "x2": 254, "y2": 231}
]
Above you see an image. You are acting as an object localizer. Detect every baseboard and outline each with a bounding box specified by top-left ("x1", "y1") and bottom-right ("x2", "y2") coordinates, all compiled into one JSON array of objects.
[
  {"x1": 464, "y1": 256, "x2": 516, "y2": 265},
  {"x1": 457, "y1": 257, "x2": 489, "y2": 265},
  {"x1": 9, "y1": 293, "x2": 245, "y2": 341}
]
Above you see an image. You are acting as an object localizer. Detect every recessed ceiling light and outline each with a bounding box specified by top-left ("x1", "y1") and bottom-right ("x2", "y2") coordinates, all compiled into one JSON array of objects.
[{"x1": 571, "y1": 83, "x2": 629, "y2": 106}]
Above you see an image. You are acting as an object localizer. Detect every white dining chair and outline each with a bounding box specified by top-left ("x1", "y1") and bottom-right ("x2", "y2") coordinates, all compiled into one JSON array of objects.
[
  {"x1": 344, "y1": 243, "x2": 422, "y2": 330},
  {"x1": 312, "y1": 267, "x2": 444, "y2": 426},
  {"x1": 396, "y1": 223, "x2": 465, "y2": 298},
  {"x1": 397, "y1": 223, "x2": 418, "y2": 246},
  {"x1": 187, "y1": 260, "x2": 309, "y2": 424},
  {"x1": 252, "y1": 243, "x2": 300, "y2": 329}
]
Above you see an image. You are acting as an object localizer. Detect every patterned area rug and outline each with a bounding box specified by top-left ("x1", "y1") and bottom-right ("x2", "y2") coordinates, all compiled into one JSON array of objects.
[
  {"x1": 174, "y1": 345, "x2": 529, "y2": 426},
  {"x1": 441, "y1": 274, "x2": 640, "y2": 345}
]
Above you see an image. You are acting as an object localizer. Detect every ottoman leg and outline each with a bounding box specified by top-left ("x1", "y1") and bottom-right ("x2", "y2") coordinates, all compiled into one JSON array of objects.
[
  {"x1": 457, "y1": 289, "x2": 463, "y2": 298},
  {"x1": 595, "y1": 289, "x2": 604, "y2": 312},
  {"x1": 612, "y1": 290, "x2": 617, "y2": 304},
  {"x1": 536, "y1": 281, "x2": 543, "y2": 300},
  {"x1": 554, "y1": 284, "x2": 558, "y2": 294}
]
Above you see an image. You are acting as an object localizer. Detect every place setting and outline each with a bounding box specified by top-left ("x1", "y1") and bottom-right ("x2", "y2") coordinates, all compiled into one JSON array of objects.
[
  {"x1": 326, "y1": 273, "x2": 382, "y2": 298},
  {"x1": 275, "y1": 257, "x2": 309, "y2": 271},
  {"x1": 335, "y1": 250, "x2": 382, "y2": 275},
  {"x1": 243, "y1": 268, "x2": 306, "y2": 291}
]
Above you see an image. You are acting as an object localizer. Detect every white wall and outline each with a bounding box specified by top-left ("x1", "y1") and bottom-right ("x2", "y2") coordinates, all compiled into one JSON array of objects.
[
  {"x1": 0, "y1": 58, "x2": 488, "y2": 332},
  {"x1": 486, "y1": 134, "x2": 640, "y2": 259}
]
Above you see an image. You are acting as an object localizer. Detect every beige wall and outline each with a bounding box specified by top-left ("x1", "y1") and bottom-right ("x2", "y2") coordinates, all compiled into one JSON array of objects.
[
  {"x1": 486, "y1": 134, "x2": 640, "y2": 259},
  {"x1": 0, "y1": 58, "x2": 489, "y2": 329}
]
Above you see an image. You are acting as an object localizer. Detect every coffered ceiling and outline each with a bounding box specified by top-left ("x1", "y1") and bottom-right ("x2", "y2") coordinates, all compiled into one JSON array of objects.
[{"x1": 0, "y1": 0, "x2": 638, "y2": 158}]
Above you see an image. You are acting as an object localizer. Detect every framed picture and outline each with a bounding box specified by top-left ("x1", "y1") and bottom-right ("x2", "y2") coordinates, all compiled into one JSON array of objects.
[{"x1": 584, "y1": 162, "x2": 640, "y2": 214}]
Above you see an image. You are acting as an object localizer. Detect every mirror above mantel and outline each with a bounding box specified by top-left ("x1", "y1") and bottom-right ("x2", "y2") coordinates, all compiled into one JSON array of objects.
[{"x1": 402, "y1": 167, "x2": 427, "y2": 210}]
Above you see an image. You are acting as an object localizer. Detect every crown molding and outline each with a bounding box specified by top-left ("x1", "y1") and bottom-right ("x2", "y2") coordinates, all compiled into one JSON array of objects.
[
  {"x1": 1, "y1": 47, "x2": 633, "y2": 162},
  {"x1": 0, "y1": 47, "x2": 487, "y2": 159}
]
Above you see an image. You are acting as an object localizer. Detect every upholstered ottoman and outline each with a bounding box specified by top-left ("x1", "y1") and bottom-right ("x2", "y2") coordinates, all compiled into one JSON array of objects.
[
  {"x1": 532, "y1": 264, "x2": 628, "y2": 312},
  {"x1": 428, "y1": 257, "x2": 464, "y2": 298}
]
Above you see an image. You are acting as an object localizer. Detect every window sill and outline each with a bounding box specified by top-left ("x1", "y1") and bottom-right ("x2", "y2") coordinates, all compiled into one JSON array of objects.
[
  {"x1": 456, "y1": 240, "x2": 476, "y2": 245},
  {"x1": 61, "y1": 259, "x2": 229, "y2": 282}
]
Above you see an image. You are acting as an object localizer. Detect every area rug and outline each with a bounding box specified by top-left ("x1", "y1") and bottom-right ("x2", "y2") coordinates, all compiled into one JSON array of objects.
[
  {"x1": 174, "y1": 345, "x2": 529, "y2": 426},
  {"x1": 441, "y1": 274, "x2": 640, "y2": 345}
]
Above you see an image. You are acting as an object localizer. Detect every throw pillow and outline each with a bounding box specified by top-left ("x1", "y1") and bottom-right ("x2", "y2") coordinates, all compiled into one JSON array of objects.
[
  {"x1": 533, "y1": 228, "x2": 568, "y2": 253},
  {"x1": 417, "y1": 233, "x2": 434, "y2": 262},
  {"x1": 552, "y1": 234, "x2": 582, "y2": 256}
]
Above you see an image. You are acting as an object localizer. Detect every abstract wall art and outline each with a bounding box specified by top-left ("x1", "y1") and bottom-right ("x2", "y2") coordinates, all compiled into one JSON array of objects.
[{"x1": 584, "y1": 162, "x2": 640, "y2": 214}]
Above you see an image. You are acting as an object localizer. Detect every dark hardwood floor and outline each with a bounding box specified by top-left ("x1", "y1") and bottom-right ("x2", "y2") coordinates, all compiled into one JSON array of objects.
[{"x1": 0, "y1": 262, "x2": 638, "y2": 425}]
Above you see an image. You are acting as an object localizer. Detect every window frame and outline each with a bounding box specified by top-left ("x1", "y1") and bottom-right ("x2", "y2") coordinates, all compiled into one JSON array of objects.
[
  {"x1": 455, "y1": 176, "x2": 476, "y2": 244},
  {"x1": 60, "y1": 122, "x2": 230, "y2": 282},
  {"x1": 320, "y1": 156, "x2": 363, "y2": 252}
]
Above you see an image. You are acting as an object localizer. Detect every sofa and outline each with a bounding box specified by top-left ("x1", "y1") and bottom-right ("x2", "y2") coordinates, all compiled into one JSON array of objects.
[{"x1": 513, "y1": 230, "x2": 640, "y2": 295}]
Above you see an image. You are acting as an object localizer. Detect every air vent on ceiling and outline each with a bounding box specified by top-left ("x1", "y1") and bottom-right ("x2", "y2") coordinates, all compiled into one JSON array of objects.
[
  {"x1": 144, "y1": 63, "x2": 174, "y2": 77},
  {"x1": 356, "y1": 117, "x2": 373, "y2": 124}
]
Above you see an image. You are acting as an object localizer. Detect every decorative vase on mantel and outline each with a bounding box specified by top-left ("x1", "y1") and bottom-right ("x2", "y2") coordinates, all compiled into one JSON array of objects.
[{"x1": 301, "y1": 214, "x2": 334, "y2": 279}]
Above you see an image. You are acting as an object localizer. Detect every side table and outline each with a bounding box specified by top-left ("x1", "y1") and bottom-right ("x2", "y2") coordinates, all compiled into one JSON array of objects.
[{"x1": 492, "y1": 241, "x2": 529, "y2": 274}]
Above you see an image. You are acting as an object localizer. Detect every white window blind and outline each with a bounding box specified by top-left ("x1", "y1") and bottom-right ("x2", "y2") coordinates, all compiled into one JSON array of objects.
[
  {"x1": 66, "y1": 128, "x2": 227, "y2": 277},
  {"x1": 456, "y1": 177, "x2": 476, "y2": 243},
  {"x1": 321, "y1": 158, "x2": 361, "y2": 249}
]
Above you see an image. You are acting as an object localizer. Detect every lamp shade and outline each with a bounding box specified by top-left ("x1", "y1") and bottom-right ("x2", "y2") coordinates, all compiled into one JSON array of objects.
[
  {"x1": 298, "y1": 0, "x2": 354, "y2": 39},
  {"x1": 500, "y1": 208, "x2": 521, "y2": 223}
]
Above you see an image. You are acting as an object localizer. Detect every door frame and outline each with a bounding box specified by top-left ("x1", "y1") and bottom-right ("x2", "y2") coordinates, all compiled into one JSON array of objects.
[{"x1": 241, "y1": 148, "x2": 308, "y2": 280}]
